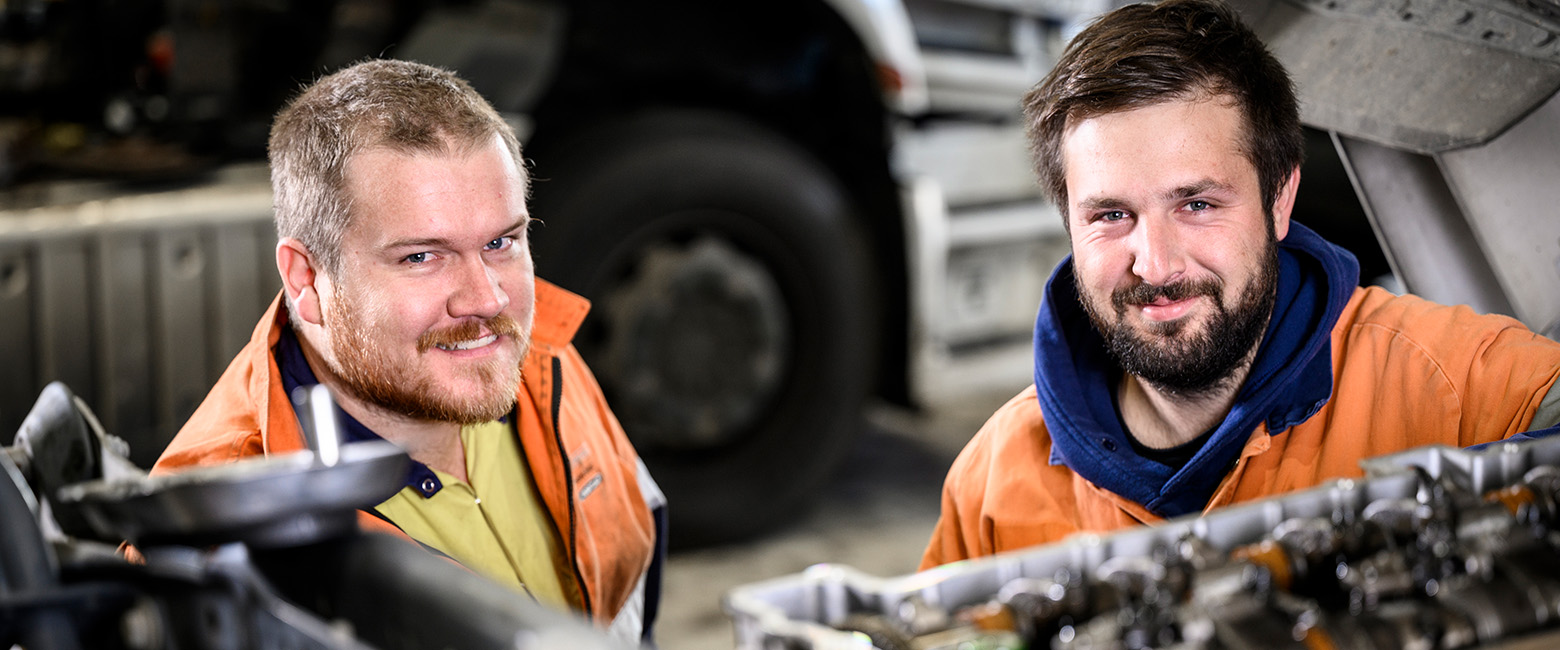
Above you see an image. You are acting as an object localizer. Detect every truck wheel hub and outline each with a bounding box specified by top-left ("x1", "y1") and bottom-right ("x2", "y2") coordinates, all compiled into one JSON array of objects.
[{"x1": 598, "y1": 236, "x2": 791, "y2": 450}]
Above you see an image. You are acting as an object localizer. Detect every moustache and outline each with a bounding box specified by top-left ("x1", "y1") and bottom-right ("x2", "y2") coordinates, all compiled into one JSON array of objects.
[
  {"x1": 1110, "y1": 277, "x2": 1223, "y2": 312},
  {"x1": 416, "y1": 314, "x2": 524, "y2": 353}
]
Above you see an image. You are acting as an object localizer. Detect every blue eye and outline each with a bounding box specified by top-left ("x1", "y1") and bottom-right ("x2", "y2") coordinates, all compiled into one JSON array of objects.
[
  {"x1": 405, "y1": 252, "x2": 429, "y2": 264},
  {"x1": 1187, "y1": 200, "x2": 1211, "y2": 211},
  {"x1": 1101, "y1": 211, "x2": 1128, "y2": 222},
  {"x1": 486, "y1": 237, "x2": 512, "y2": 251}
]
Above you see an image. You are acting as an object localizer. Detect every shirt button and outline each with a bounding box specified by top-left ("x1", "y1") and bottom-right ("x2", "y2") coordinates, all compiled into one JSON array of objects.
[
  {"x1": 1101, "y1": 438, "x2": 1117, "y2": 452},
  {"x1": 421, "y1": 478, "x2": 438, "y2": 494}
]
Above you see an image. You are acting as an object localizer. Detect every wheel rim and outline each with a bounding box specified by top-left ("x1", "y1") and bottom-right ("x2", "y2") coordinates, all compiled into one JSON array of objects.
[{"x1": 593, "y1": 234, "x2": 793, "y2": 451}]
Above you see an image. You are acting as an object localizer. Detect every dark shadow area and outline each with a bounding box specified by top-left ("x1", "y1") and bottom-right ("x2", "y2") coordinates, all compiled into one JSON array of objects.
[{"x1": 1293, "y1": 126, "x2": 1393, "y2": 286}]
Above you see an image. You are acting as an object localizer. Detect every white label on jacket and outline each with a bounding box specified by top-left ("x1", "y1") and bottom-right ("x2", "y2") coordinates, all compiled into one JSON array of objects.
[{"x1": 579, "y1": 473, "x2": 603, "y2": 501}]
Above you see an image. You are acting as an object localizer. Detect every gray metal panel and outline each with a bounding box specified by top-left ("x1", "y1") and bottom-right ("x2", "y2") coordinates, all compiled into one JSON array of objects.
[
  {"x1": 150, "y1": 228, "x2": 212, "y2": 452},
  {"x1": 1332, "y1": 133, "x2": 1516, "y2": 318},
  {"x1": 256, "y1": 221, "x2": 281, "y2": 301},
  {"x1": 1437, "y1": 89, "x2": 1560, "y2": 336},
  {"x1": 95, "y1": 231, "x2": 156, "y2": 466},
  {"x1": 1, "y1": 176, "x2": 276, "y2": 462},
  {"x1": 209, "y1": 222, "x2": 263, "y2": 374},
  {"x1": 0, "y1": 244, "x2": 36, "y2": 443},
  {"x1": 36, "y1": 238, "x2": 95, "y2": 408},
  {"x1": 1246, "y1": 0, "x2": 1560, "y2": 153}
]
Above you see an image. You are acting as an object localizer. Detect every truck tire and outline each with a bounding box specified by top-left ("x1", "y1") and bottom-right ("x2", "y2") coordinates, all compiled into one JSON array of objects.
[{"x1": 529, "y1": 110, "x2": 874, "y2": 547}]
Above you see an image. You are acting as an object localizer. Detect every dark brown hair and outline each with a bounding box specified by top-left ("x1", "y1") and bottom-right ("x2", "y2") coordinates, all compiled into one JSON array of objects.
[
  {"x1": 1024, "y1": 0, "x2": 1302, "y2": 219},
  {"x1": 269, "y1": 59, "x2": 526, "y2": 276}
]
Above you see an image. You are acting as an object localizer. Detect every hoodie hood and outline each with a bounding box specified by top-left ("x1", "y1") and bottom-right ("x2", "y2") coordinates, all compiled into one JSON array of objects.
[{"x1": 1033, "y1": 221, "x2": 1360, "y2": 517}]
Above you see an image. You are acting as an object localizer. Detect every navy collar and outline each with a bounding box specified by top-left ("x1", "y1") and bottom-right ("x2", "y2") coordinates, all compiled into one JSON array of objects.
[
  {"x1": 1033, "y1": 222, "x2": 1360, "y2": 517},
  {"x1": 274, "y1": 326, "x2": 509, "y2": 499}
]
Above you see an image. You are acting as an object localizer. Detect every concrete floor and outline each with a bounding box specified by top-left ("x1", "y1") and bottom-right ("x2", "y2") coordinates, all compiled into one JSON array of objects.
[{"x1": 653, "y1": 389, "x2": 1020, "y2": 650}]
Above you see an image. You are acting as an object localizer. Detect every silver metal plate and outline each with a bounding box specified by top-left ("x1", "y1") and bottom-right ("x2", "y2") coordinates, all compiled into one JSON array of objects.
[{"x1": 58, "y1": 441, "x2": 408, "y2": 549}]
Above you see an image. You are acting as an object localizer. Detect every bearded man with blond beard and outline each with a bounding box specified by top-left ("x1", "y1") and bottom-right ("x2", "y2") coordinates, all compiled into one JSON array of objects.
[{"x1": 151, "y1": 59, "x2": 665, "y2": 645}]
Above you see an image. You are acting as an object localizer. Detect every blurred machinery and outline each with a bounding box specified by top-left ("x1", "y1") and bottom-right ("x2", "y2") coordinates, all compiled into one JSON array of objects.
[
  {"x1": 0, "y1": 382, "x2": 625, "y2": 650},
  {"x1": 725, "y1": 436, "x2": 1560, "y2": 649}
]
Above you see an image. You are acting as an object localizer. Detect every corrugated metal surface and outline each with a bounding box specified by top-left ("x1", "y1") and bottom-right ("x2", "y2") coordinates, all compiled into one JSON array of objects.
[
  {"x1": 0, "y1": 177, "x2": 277, "y2": 468},
  {"x1": 0, "y1": 244, "x2": 37, "y2": 434},
  {"x1": 95, "y1": 231, "x2": 156, "y2": 455}
]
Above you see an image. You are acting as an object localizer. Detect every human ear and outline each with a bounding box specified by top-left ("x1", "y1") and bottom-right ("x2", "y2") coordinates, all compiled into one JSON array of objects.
[
  {"x1": 276, "y1": 238, "x2": 325, "y2": 326},
  {"x1": 1271, "y1": 167, "x2": 1301, "y2": 241}
]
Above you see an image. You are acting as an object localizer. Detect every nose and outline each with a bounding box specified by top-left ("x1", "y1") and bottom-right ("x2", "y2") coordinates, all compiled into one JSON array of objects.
[
  {"x1": 1129, "y1": 214, "x2": 1186, "y2": 286},
  {"x1": 449, "y1": 256, "x2": 509, "y2": 319}
]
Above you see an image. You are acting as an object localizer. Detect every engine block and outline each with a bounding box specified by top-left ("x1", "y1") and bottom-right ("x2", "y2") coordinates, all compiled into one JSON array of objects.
[{"x1": 725, "y1": 437, "x2": 1560, "y2": 650}]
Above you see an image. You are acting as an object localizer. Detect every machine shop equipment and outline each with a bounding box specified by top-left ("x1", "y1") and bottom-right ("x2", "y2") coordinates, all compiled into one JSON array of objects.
[
  {"x1": 0, "y1": 382, "x2": 626, "y2": 650},
  {"x1": 725, "y1": 436, "x2": 1560, "y2": 649}
]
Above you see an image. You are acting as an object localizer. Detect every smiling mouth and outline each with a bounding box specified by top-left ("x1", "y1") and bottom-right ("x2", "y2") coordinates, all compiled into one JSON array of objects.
[
  {"x1": 1112, "y1": 277, "x2": 1223, "y2": 318},
  {"x1": 435, "y1": 334, "x2": 499, "y2": 351},
  {"x1": 1128, "y1": 294, "x2": 1210, "y2": 328},
  {"x1": 418, "y1": 314, "x2": 524, "y2": 353}
]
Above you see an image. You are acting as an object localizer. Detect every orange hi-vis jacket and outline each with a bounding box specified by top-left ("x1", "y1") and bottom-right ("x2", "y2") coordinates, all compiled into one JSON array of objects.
[
  {"x1": 153, "y1": 280, "x2": 659, "y2": 635},
  {"x1": 921, "y1": 286, "x2": 1560, "y2": 570}
]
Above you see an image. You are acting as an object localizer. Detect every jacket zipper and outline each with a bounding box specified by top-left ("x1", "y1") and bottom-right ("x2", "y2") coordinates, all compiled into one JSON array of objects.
[{"x1": 550, "y1": 355, "x2": 592, "y2": 618}]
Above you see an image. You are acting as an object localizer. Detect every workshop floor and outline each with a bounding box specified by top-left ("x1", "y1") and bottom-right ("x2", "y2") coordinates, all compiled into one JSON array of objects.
[{"x1": 654, "y1": 389, "x2": 1018, "y2": 650}]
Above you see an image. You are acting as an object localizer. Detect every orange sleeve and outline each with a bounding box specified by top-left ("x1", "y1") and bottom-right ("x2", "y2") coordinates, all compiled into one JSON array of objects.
[
  {"x1": 1367, "y1": 291, "x2": 1560, "y2": 445},
  {"x1": 919, "y1": 404, "x2": 1006, "y2": 570},
  {"x1": 1333, "y1": 290, "x2": 1560, "y2": 450},
  {"x1": 1460, "y1": 321, "x2": 1560, "y2": 442},
  {"x1": 150, "y1": 429, "x2": 266, "y2": 475},
  {"x1": 920, "y1": 473, "x2": 975, "y2": 570}
]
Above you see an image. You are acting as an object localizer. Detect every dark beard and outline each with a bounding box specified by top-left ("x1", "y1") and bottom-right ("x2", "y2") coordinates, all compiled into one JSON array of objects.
[{"x1": 1076, "y1": 238, "x2": 1279, "y2": 397}]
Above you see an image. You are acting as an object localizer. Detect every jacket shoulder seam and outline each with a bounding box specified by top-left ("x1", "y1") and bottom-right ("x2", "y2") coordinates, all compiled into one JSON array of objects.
[{"x1": 1345, "y1": 320, "x2": 1462, "y2": 417}]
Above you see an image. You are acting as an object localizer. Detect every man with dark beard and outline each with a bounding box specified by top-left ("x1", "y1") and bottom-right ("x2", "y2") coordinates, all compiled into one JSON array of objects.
[
  {"x1": 920, "y1": 0, "x2": 1560, "y2": 568},
  {"x1": 151, "y1": 60, "x2": 665, "y2": 644}
]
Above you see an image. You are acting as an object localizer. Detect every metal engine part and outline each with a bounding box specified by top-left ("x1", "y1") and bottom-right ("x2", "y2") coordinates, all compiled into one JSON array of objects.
[
  {"x1": 0, "y1": 382, "x2": 630, "y2": 650},
  {"x1": 726, "y1": 437, "x2": 1560, "y2": 650}
]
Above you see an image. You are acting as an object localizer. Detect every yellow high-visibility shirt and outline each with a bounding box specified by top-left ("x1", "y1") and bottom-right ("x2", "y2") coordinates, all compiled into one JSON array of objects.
[{"x1": 374, "y1": 419, "x2": 571, "y2": 609}]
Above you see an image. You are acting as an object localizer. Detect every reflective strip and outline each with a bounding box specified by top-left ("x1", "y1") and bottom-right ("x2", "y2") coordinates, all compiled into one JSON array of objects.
[
  {"x1": 635, "y1": 457, "x2": 667, "y2": 511},
  {"x1": 598, "y1": 457, "x2": 666, "y2": 644},
  {"x1": 605, "y1": 570, "x2": 648, "y2": 644},
  {"x1": 1535, "y1": 379, "x2": 1560, "y2": 430}
]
